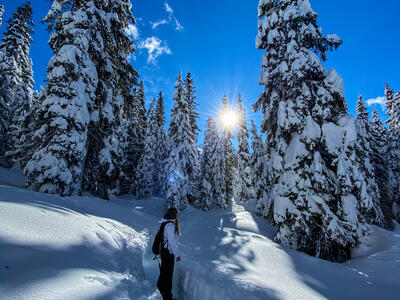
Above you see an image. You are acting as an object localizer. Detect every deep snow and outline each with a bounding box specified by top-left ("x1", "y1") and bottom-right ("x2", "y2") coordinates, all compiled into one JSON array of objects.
[{"x1": 1, "y1": 167, "x2": 399, "y2": 300}]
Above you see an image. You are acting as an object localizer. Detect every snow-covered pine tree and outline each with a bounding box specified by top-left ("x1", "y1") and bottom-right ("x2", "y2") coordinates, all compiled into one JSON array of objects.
[
  {"x1": 370, "y1": 109, "x2": 394, "y2": 229},
  {"x1": 212, "y1": 129, "x2": 228, "y2": 209},
  {"x1": 133, "y1": 81, "x2": 147, "y2": 170},
  {"x1": 355, "y1": 95, "x2": 384, "y2": 226},
  {"x1": 0, "y1": 5, "x2": 4, "y2": 27},
  {"x1": 25, "y1": 0, "x2": 138, "y2": 198},
  {"x1": 133, "y1": 98, "x2": 156, "y2": 199},
  {"x1": 165, "y1": 72, "x2": 199, "y2": 210},
  {"x1": 255, "y1": 0, "x2": 367, "y2": 261},
  {"x1": 154, "y1": 91, "x2": 168, "y2": 195},
  {"x1": 184, "y1": 72, "x2": 200, "y2": 200},
  {"x1": 250, "y1": 120, "x2": 267, "y2": 213},
  {"x1": 236, "y1": 94, "x2": 255, "y2": 202},
  {"x1": 199, "y1": 116, "x2": 219, "y2": 210},
  {"x1": 0, "y1": 1, "x2": 34, "y2": 163},
  {"x1": 220, "y1": 95, "x2": 236, "y2": 205},
  {"x1": 384, "y1": 85, "x2": 400, "y2": 222}
]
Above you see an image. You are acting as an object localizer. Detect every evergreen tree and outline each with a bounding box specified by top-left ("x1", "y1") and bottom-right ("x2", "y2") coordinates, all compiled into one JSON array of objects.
[
  {"x1": 154, "y1": 91, "x2": 168, "y2": 195},
  {"x1": 212, "y1": 132, "x2": 228, "y2": 209},
  {"x1": 184, "y1": 72, "x2": 200, "y2": 143},
  {"x1": 355, "y1": 95, "x2": 384, "y2": 226},
  {"x1": 384, "y1": 85, "x2": 400, "y2": 223},
  {"x1": 250, "y1": 120, "x2": 267, "y2": 213},
  {"x1": 199, "y1": 116, "x2": 219, "y2": 210},
  {"x1": 370, "y1": 110, "x2": 394, "y2": 229},
  {"x1": 0, "y1": 5, "x2": 4, "y2": 27},
  {"x1": 165, "y1": 72, "x2": 199, "y2": 210},
  {"x1": 25, "y1": 0, "x2": 138, "y2": 198},
  {"x1": 134, "y1": 98, "x2": 156, "y2": 198},
  {"x1": 255, "y1": 0, "x2": 367, "y2": 261},
  {"x1": 220, "y1": 95, "x2": 236, "y2": 205},
  {"x1": 0, "y1": 1, "x2": 34, "y2": 161},
  {"x1": 133, "y1": 81, "x2": 147, "y2": 169},
  {"x1": 236, "y1": 94, "x2": 255, "y2": 202}
]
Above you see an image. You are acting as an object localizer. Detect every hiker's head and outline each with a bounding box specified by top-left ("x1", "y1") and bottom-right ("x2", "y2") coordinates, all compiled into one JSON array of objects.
[
  {"x1": 164, "y1": 207, "x2": 181, "y2": 236},
  {"x1": 164, "y1": 207, "x2": 178, "y2": 220}
]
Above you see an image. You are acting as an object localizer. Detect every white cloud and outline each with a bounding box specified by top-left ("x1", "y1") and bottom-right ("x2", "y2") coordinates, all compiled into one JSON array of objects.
[
  {"x1": 151, "y1": 19, "x2": 168, "y2": 30},
  {"x1": 126, "y1": 24, "x2": 139, "y2": 40},
  {"x1": 149, "y1": 2, "x2": 184, "y2": 32},
  {"x1": 139, "y1": 36, "x2": 171, "y2": 64},
  {"x1": 165, "y1": 2, "x2": 174, "y2": 14},
  {"x1": 174, "y1": 17, "x2": 184, "y2": 32},
  {"x1": 366, "y1": 96, "x2": 386, "y2": 109}
]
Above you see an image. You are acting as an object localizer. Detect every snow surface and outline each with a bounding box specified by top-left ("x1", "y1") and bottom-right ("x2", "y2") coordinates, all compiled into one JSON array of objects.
[{"x1": 1, "y1": 167, "x2": 400, "y2": 299}]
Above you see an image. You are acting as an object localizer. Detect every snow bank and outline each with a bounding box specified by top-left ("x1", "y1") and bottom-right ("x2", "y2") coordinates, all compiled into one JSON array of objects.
[{"x1": 0, "y1": 177, "x2": 157, "y2": 300}]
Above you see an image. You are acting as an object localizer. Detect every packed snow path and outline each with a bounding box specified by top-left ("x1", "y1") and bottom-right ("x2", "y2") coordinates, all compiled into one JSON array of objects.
[{"x1": 1, "y1": 168, "x2": 400, "y2": 299}]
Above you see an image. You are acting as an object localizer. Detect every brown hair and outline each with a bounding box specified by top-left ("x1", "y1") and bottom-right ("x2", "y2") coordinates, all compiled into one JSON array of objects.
[{"x1": 164, "y1": 207, "x2": 181, "y2": 236}]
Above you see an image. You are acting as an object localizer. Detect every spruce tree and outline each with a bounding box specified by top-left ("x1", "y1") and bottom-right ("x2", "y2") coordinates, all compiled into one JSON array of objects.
[
  {"x1": 355, "y1": 95, "x2": 384, "y2": 226},
  {"x1": 220, "y1": 95, "x2": 236, "y2": 205},
  {"x1": 255, "y1": 0, "x2": 367, "y2": 261},
  {"x1": 200, "y1": 116, "x2": 219, "y2": 210},
  {"x1": 0, "y1": 1, "x2": 34, "y2": 161},
  {"x1": 134, "y1": 98, "x2": 156, "y2": 198},
  {"x1": 165, "y1": 72, "x2": 199, "y2": 209},
  {"x1": 25, "y1": 0, "x2": 138, "y2": 198},
  {"x1": 370, "y1": 110, "x2": 394, "y2": 229},
  {"x1": 236, "y1": 94, "x2": 255, "y2": 202},
  {"x1": 154, "y1": 91, "x2": 167, "y2": 195},
  {"x1": 212, "y1": 132, "x2": 228, "y2": 209},
  {"x1": 250, "y1": 120, "x2": 267, "y2": 213},
  {"x1": 0, "y1": 5, "x2": 4, "y2": 27}
]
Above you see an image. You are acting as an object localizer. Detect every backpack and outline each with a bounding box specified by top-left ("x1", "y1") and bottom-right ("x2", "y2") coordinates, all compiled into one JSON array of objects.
[{"x1": 152, "y1": 221, "x2": 173, "y2": 255}]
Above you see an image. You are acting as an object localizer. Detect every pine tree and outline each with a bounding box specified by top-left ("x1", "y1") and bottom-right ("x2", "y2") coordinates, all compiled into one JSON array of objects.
[
  {"x1": 220, "y1": 95, "x2": 236, "y2": 205},
  {"x1": 165, "y1": 72, "x2": 199, "y2": 209},
  {"x1": 133, "y1": 81, "x2": 147, "y2": 169},
  {"x1": 0, "y1": 5, "x2": 4, "y2": 27},
  {"x1": 25, "y1": 0, "x2": 138, "y2": 198},
  {"x1": 250, "y1": 120, "x2": 267, "y2": 214},
  {"x1": 355, "y1": 95, "x2": 384, "y2": 226},
  {"x1": 384, "y1": 85, "x2": 400, "y2": 223},
  {"x1": 0, "y1": 1, "x2": 34, "y2": 161},
  {"x1": 154, "y1": 91, "x2": 168, "y2": 195},
  {"x1": 370, "y1": 110, "x2": 394, "y2": 229},
  {"x1": 236, "y1": 94, "x2": 255, "y2": 202},
  {"x1": 255, "y1": 0, "x2": 367, "y2": 261},
  {"x1": 212, "y1": 132, "x2": 228, "y2": 209},
  {"x1": 134, "y1": 98, "x2": 156, "y2": 198},
  {"x1": 200, "y1": 116, "x2": 219, "y2": 210}
]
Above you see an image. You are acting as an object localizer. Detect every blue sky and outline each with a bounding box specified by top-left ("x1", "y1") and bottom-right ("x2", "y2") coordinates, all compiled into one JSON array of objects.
[{"x1": 1, "y1": 0, "x2": 400, "y2": 144}]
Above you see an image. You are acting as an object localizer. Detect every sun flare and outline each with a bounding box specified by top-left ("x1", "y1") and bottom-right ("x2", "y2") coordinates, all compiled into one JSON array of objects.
[{"x1": 220, "y1": 110, "x2": 238, "y2": 129}]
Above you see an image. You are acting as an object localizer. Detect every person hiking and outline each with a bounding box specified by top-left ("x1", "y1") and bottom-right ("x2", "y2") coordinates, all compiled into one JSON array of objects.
[{"x1": 157, "y1": 207, "x2": 181, "y2": 300}]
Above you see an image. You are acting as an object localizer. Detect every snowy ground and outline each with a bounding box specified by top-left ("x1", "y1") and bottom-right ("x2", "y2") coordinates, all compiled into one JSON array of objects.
[{"x1": 1, "y1": 168, "x2": 399, "y2": 300}]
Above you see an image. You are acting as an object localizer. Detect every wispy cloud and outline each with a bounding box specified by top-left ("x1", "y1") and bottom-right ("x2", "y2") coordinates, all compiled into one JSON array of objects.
[
  {"x1": 139, "y1": 36, "x2": 171, "y2": 64},
  {"x1": 366, "y1": 96, "x2": 386, "y2": 109},
  {"x1": 149, "y1": 2, "x2": 184, "y2": 32},
  {"x1": 165, "y1": 2, "x2": 174, "y2": 14},
  {"x1": 151, "y1": 19, "x2": 168, "y2": 30},
  {"x1": 126, "y1": 24, "x2": 139, "y2": 40}
]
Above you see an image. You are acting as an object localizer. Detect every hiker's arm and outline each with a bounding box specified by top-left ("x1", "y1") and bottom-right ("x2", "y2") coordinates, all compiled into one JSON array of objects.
[{"x1": 165, "y1": 223, "x2": 180, "y2": 258}]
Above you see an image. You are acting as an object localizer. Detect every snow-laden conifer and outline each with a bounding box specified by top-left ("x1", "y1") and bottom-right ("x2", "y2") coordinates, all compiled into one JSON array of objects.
[
  {"x1": 134, "y1": 99, "x2": 156, "y2": 198},
  {"x1": 165, "y1": 72, "x2": 199, "y2": 209},
  {"x1": 25, "y1": 0, "x2": 138, "y2": 198},
  {"x1": 0, "y1": 5, "x2": 4, "y2": 27},
  {"x1": 200, "y1": 117, "x2": 219, "y2": 210},
  {"x1": 355, "y1": 96, "x2": 384, "y2": 226},
  {"x1": 154, "y1": 91, "x2": 168, "y2": 195},
  {"x1": 250, "y1": 120, "x2": 267, "y2": 212},
  {"x1": 255, "y1": 0, "x2": 367, "y2": 261},
  {"x1": 220, "y1": 95, "x2": 236, "y2": 206},
  {"x1": 236, "y1": 94, "x2": 255, "y2": 202},
  {"x1": 0, "y1": 1, "x2": 34, "y2": 161},
  {"x1": 370, "y1": 110, "x2": 394, "y2": 229}
]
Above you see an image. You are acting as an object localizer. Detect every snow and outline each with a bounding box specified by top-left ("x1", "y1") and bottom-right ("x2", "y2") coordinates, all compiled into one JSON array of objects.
[{"x1": 1, "y1": 167, "x2": 400, "y2": 299}]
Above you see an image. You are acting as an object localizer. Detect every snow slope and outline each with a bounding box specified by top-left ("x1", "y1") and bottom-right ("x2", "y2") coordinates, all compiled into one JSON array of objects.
[{"x1": 1, "y1": 168, "x2": 400, "y2": 300}]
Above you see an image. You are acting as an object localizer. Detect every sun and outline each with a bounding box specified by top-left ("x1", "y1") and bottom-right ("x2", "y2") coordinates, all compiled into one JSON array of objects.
[{"x1": 220, "y1": 109, "x2": 238, "y2": 129}]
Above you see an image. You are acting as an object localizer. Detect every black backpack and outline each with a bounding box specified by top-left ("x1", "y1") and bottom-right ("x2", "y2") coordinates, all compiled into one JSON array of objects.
[{"x1": 152, "y1": 221, "x2": 173, "y2": 255}]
